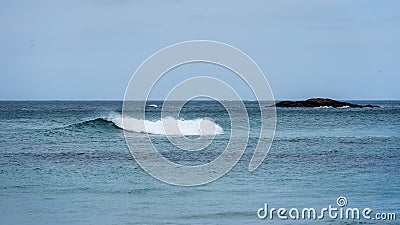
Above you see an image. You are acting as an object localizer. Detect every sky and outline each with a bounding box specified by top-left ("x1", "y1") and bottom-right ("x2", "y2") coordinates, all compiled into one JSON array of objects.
[{"x1": 0, "y1": 0, "x2": 399, "y2": 100}]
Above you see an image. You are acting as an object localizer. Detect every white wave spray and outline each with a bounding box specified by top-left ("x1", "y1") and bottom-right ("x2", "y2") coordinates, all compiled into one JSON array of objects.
[{"x1": 106, "y1": 115, "x2": 223, "y2": 136}]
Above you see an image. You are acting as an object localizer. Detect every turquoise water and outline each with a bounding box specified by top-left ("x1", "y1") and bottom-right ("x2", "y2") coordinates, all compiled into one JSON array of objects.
[{"x1": 0, "y1": 101, "x2": 399, "y2": 224}]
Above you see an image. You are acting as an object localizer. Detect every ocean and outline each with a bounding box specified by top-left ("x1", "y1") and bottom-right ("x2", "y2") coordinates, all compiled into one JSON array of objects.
[{"x1": 0, "y1": 100, "x2": 399, "y2": 224}]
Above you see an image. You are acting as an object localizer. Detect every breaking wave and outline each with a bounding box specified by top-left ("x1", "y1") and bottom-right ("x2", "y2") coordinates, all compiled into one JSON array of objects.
[
  {"x1": 65, "y1": 115, "x2": 224, "y2": 136},
  {"x1": 110, "y1": 116, "x2": 223, "y2": 136}
]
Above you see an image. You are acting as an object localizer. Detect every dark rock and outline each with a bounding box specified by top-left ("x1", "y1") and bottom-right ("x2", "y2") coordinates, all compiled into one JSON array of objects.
[{"x1": 273, "y1": 98, "x2": 379, "y2": 108}]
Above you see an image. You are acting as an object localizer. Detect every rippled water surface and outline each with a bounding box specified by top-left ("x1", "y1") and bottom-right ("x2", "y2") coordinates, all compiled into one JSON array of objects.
[{"x1": 0, "y1": 101, "x2": 399, "y2": 224}]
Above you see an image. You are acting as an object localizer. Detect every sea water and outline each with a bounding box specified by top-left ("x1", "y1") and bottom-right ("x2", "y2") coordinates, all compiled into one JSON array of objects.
[{"x1": 0, "y1": 101, "x2": 399, "y2": 224}]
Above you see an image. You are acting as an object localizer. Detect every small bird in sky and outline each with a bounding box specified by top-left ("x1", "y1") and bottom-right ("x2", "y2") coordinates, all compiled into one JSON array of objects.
[{"x1": 28, "y1": 44, "x2": 34, "y2": 48}]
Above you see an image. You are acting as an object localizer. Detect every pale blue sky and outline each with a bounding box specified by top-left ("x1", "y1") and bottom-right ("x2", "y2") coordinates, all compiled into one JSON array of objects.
[{"x1": 0, "y1": 0, "x2": 399, "y2": 100}]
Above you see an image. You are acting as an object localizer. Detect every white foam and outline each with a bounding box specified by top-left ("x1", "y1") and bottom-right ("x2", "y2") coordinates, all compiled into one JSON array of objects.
[
  {"x1": 106, "y1": 115, "x2": 223, "y2": 136},
  {"x1": 314, "y1": 106, "x2": 333, "y2": 108}
]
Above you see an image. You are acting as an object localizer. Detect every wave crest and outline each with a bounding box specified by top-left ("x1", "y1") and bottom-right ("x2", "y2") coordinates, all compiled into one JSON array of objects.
[{"x1": 107, "y1": 116, "x2": 223, "y2": 136}]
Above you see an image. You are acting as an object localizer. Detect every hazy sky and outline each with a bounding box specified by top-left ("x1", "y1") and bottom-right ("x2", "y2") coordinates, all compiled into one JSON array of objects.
[{"x1": 0, "y1": 0, "x2": 399, "y2": 100}]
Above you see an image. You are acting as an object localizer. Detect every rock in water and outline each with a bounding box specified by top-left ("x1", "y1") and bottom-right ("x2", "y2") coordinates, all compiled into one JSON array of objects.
[{"x1": 273, "y1": 98, "x2": 379, "y2": 108}]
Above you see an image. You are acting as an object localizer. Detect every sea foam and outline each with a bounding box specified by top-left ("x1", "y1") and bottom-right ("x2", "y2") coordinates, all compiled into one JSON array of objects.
[{"x1": 107, "y1": 115, "x2": 223, "y2": 136}]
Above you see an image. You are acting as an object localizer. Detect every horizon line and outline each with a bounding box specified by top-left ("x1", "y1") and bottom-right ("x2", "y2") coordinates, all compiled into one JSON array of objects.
[{"x1": 0, "y1": 98, "x2": 399, "y2": 101}]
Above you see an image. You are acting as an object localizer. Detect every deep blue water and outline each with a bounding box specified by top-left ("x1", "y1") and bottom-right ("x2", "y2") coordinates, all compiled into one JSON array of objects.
[{"x1": 0, "y1": 101, "x2": 399, "y2": 224}]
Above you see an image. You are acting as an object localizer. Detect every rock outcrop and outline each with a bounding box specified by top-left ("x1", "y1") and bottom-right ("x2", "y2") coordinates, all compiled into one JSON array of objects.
[{"x1": 274, "y1": 98, "x2": 379, "y2": 108}]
